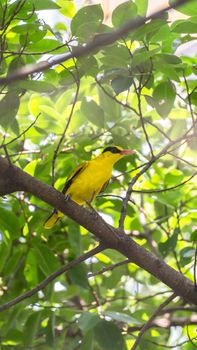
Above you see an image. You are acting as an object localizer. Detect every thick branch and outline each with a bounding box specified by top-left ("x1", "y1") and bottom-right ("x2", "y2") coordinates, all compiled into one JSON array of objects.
[
  {"x1": 0, "y1": 156, "x2": 197, "y2": 306},
  {"x1": 0, "y1": 0, "x2": 190, "y2": 86},
  {"x1": 0, "y1": 156, "x2": 23, "y2": 195}
]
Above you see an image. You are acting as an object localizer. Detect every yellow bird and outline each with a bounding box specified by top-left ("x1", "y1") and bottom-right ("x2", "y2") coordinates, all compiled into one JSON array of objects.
[{"x1": 44, "y1": 146, "x2": 135, "y2": 229}]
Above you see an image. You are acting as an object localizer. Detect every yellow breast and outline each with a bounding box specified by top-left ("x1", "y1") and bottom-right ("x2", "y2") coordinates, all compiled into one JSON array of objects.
[{"x1": 66, "y1": 158, "x2": 113, "y2": 204}]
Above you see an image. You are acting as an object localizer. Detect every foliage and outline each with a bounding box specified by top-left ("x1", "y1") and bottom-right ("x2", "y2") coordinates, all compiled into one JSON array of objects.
[{"x1": 0, "y1": 0, "x2": 197, "y2": 349}]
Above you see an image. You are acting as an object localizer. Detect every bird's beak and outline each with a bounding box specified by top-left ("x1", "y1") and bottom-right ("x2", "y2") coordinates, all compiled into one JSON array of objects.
[{"x1": 120, "y1": 149, "x2": 135, "y2": 155}]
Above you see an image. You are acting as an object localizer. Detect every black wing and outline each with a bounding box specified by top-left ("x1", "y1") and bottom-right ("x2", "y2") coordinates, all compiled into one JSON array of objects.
[{"x1": 62, "y1": 161, "x2": 88, "y2": 194}]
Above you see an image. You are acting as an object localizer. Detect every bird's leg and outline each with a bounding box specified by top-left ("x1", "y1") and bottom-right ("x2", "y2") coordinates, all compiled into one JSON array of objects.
[
  {"x1": 85, "y1": 199, "x2": 98, "y2": 217},
  {"x1": 90, "y1": 190, "x2": 97, "y2": 203},
  {"x1": 85, "y1": 191, "x2": 98, "y2": 215},
  {"x1": 64, "y1": 194, "x2": 71, "y2": 201}
]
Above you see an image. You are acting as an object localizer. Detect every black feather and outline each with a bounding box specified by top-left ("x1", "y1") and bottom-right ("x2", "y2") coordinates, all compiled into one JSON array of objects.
[
  {"x1": 102, "y1": 146, "x2": 121, "y2": 154},
  {"x1": 62, "y1": 166, "x2": 84, "y2": 194}
]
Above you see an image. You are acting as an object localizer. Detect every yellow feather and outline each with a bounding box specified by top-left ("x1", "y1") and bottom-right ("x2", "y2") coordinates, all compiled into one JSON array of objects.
[
  {"x1": 44, "y1": 210, "x2": 63, "y2": 229},
  {"x1": 44, "y1": 146, "x2": 134, "y2": 229}
]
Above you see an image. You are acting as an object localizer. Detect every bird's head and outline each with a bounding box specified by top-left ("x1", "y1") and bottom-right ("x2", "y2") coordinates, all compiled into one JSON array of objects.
[{"x1": 101, "y1": 146, "x2": 135, "y2": 165}]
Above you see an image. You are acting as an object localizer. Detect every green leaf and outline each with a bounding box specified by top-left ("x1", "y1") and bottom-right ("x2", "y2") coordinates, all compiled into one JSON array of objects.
[
  {"x1": 101, "y1": 44, "x2": 131, "y2": 68},
  {"x1": 159, "y1": 228, "x2": 179, "y2": 257},
  {"x1": 24, "y1": 250, "x2": 38, "y2": 287},
  {"x1": 131, "y1": 47, "x2": 160, "y2": 67},
  {"x1": 46, "y1": 313, "x2": 55, "y2": 346},
  {"x1": 144, "y1": 95, "x2": 155, "y2": 108},
  {"x1": 4, "y1": 246, "x2": 24, "y2": 276},
  {"x1": 169, "y1": 0, "x2": 197, "y2": 16},
  {"x1": 30, "y1": 0, "x2": 60, "y2": 10},
  {"x1": 98, "y1": 85, "x2": 120, "y2": 120},
  {"x1": 0, "y1": 208, "x2": 21, "y2": 238},
  {"x1": 105, "y1": 312, "x2": 140, "y2": 325},
  {"x1": 150, "y1": 24, "x2": 171, "y2": 42},
  {"x1": 71, "y1": 4, "x2": 103, "y2": 38},
  {"x1": 152, "y1": 81, "x2": 176, "y2": 118},
  {"x1": 23, "y1": 312, "x2": 41, "y2": 346},
  {"x1": 111, "y1": 76, "x2": 133, "y2": 95},
  {"x1": 94, "y1": 320, "x2": 126, "y2": 350},
  {"x1": 135, "y1": 0, "x2": 148, "y2": 16},
  {"x1": 168, "y1": 108, "x2": 188, "y2": 120},
  {"x1": 165, "y1": 169, "x2": 184, "y2": 185},
  {"x1": 80, "y1": 330, "x2": 94, "y2": 350},
  {"x1": 67, "y1": 222, "x2": 82, "y2": 255},
  {"x1": 172, "y1": 20, "x2": 197, "y2": 33},
  {"x1": 17, "y1": 80, "x2": 55, "y2": 92},
  {"x1": 130, "y1": 19, "x2": 167, "y2": 41},
  {"x1": 13, "y1": 23, "x2": 47, "y2": 43},
  {"x1": 112, "y1": 1, "x2": 137, "y2": 27},
  {"x1": 81, "y1": 98, "x2": 104, "y2": 127},
  {"x1": 0, "y1": 92, "x2": 20, "y2": 129},
  {"x1": 191, "y1": 229, "x2": 197, "y2": 242},
  {"x1": 73, "y1": 21, "x2": 101, "y2": 42},
  {"x1": 78, "y1": 312, "x2": 100, "y2": 333},
  {"x1": 181, "y1": 247, "x2": 195, "y2": 257},
  {"x1": 180, "y1": 247, "x2": 195, "y2": 267},
  {"x1": 58, "y1": 0, "x2": 76, "y2": 18},
  {"x1": 190, "y1": 91, "x2": 197, "y2": 106},
  {"x1": 3, "y1": 329, "x2": 23, "y2": 345},
  {"x1": 0, "y1": 242, "x2": 11, "y2": 274},
  {"x1": 67, "y1": 263, "x2": 89, "y2": 289},
  {"x1": 24, "y1": 160, "x2": 40, "y2": 176},
  {"x1": 154, "y1": 53, "x2": 182, "y2": 65},
  {"x1": 35, "y1": 244, "x2": 60, "y2": 276},
  {"x1": 78, "y1": 56, "x2": 99, "y2": 77},
  {"x1": 27, "y1": 39, "x2": 65, "y2": 53}
]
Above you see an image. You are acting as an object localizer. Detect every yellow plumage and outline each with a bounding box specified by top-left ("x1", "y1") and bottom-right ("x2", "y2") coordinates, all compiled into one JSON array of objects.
[{"x1": 44, "y1": 146, "x2": 134, "y2": 229}]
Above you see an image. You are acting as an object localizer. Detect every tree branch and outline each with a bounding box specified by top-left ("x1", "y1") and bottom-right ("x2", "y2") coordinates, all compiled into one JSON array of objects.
[
  {"x1": 0, "y1": 156, "x2": 197, "y2": 307},
  {"x1": 0, "y1": 0, "x2": 191, "y2": 86},
  {"x1": 128, "y1": 314, "x2": 197, "y2": 332},
  {"x1": 0, "y1": 243, "x2": 104, "y2": 312},
  {"x1": 131, "y1": 293, "x2": 176, "y2": 350}
]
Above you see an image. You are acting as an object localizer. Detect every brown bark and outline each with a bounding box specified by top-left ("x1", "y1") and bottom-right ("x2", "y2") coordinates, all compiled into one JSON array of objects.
[{"x1": 0, "y1": 155, "x2": 197, "y2": 306}]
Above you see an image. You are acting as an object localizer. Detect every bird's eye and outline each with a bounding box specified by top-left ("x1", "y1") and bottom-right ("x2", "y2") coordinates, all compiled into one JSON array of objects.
[
  {"x1": 103, "y1": 146, "x2": 121, "y2": 154},
  {"x1": 111, "y1": 147, "x2": 121, "y2": 154}
]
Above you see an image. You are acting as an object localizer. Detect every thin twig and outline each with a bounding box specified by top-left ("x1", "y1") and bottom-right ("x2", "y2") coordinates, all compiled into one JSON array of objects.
[
  {"x1": 131, "y1": 293, "x2": 176, "y2": 350},
  {"x1": 0, "y1": 113, "x2": 40, "y2": 149},
  {"x1": 1, "y1": 0, "x2": 26, "y2": 36},
  {"x1": 3, "y1": 145, "x2": 11, "y2": 164},
  {"x1": 51, "y1": 45, "x2": 80, "y2": 187},
  {"x1": 169, "y1": 152, "x2": 197, "y2": 168},
  {"x1": 88, "y1": 259, "x2": 130, "y2": 277},
  {"x1": 119, "y1": 119, "x2": 197, "y2": 230},
  {"x1": 136, "y1": 84, "x2": 154, "y2": 157},
  {"x1": 0, "y1": 0, "x2": 191, "y2": 85},
  {"x1": 183, "y1": 73, "x2": 195, "y2": 124},
  {"x1": 124, "y1": 39, "x2": 154, "y2": 157},
  {"x1": 95, "y1": 76, "x2": 139, "y2": 116},
  {"x1": 131, "y1": 171, "x2": 197, "y2": 194},
  {"x1": 144, "y1": 336, "x2": 197, "y2": 349},
  {"x1": 0, "y1": 243, "x2": 105, "y2": 312},
  {"x1": 119, "y1": 157, "x2": 156, "y2": 230},
  {"x1": 1, "y1": 44, "x2": 67, "y2": 56},
  {"x1": 186, "y1": 324, "x2": 197, "y2": 349}
]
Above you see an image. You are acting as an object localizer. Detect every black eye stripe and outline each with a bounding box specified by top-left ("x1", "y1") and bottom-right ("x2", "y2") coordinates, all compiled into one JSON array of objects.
[{"x1": 102, "y1": 146, "x2": 121, "y2": 154}]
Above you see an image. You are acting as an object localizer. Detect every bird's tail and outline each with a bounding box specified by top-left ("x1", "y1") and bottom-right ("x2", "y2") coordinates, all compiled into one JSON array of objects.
[{"x1": 44, "y1": 209, "x2": 63, "y2": 229}]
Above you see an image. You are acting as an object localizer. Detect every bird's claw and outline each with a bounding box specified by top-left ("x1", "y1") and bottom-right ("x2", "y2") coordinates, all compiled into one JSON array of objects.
[{"x1": 64, "y1": 194, "x2": 71, "y2": 201}]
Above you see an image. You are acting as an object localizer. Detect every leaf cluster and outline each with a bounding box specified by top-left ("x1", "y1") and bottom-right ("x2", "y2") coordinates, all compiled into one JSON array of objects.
[{"x1": 0, "y1": 0, "x2": 197, "y2": 349}]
